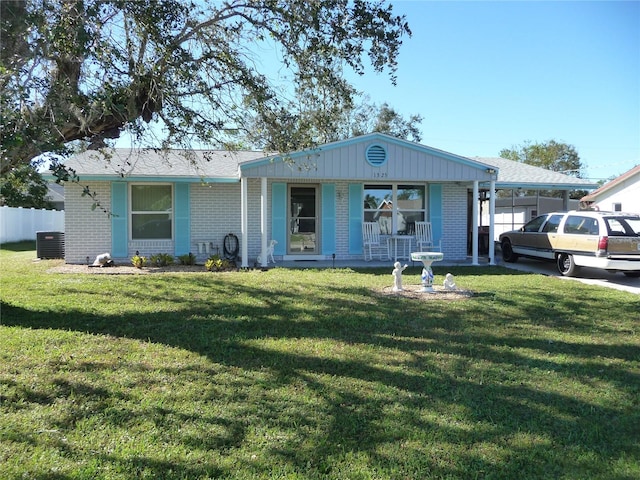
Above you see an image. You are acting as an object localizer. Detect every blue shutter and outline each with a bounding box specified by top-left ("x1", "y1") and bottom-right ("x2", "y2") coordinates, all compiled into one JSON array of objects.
[
  {"x1": 429, "y1": 184, "x2": 443, "y2": 247},
  {"x1": 111, "y1": 182, "x2": 128, "y2": 257},
  {"x1": 321, "y1": 184, "x2": 336, "y2": 255},
  {"x1": 174, "y1": 183, "x2": 190, "y2": 256},
  {"x1": 271, "y1": 183, "x2": 286, "y2": 255},
  {"x1": 348, "y1": 183, "x2": 363, "y2": 254}
]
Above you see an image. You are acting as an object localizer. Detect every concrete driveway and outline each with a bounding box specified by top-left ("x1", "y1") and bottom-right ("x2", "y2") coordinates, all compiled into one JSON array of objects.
[{"x1": 497, "y1": 257, "x2": 640, "y2": 294}]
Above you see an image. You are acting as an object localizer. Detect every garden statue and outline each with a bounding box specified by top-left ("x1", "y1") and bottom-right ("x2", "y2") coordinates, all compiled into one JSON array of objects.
[
  {"x1": 443, "y1": 273, "x2": 457, "y2": 290},
  {"x1": 392, "y1": 261, "x2": 408, "y2": 292},
  {"x1": 92, "y1": 252, "x2": 113, "y2": 267},
  {"x1": 257, "y1": 239, "x2": 278, "y2": 265}
]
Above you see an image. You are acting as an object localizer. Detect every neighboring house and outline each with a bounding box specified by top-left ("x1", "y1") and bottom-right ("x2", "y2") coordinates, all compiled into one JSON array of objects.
[
  {"x1": 580, "y1": 165, "x2": 640, "y2": 213},
  {"x1": 58, "y1": 133, "x2": 597, "y2": 266},
  {"x1": 46, "y1": 182, "x2": 65, "y2": 211}
]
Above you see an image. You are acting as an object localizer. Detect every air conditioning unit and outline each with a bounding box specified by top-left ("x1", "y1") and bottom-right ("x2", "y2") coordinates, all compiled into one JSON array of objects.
[{"x1": 36, "y1": 231, "x2": 65, "y2": 259}]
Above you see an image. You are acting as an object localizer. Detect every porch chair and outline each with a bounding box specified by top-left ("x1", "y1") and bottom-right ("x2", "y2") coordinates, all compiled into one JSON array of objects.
[
  {"x1": 362, "y1": 222, "x2": 390, "y2": 261},
  {"x1": 415, "y1": 221, "x2": 441, "y2": 251}
]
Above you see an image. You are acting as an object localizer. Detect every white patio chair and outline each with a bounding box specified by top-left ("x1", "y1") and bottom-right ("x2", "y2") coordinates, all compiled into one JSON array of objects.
[
  {"x1": 415, "y1": 221, "x2": 441, "y2": 251},
  {"x1": 362, "y1": 222, "x2": 390, "y2": 261}
]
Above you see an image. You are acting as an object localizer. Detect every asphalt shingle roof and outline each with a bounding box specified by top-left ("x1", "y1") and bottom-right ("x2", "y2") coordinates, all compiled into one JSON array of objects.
[
  {"x1": 61, "y1": 147, "x2": 598, "y2": 191},
  {"x1": 63, "y1": 149, "x2": 267, "y2": 180},
  {"x1": 474, "y1": 157, "x2": 598, "y2": 189}
]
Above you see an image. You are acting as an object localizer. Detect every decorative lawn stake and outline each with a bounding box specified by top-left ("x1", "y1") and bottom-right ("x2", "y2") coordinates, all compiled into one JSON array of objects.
[{"x1": 392, "y1": 261, "x2": 408, "y2": 292}]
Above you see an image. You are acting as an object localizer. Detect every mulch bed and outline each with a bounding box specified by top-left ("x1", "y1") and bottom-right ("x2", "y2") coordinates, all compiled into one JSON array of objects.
[
  {"x1": 47, "y1": 263, "x2": 207, "y2": 275},
  {"x1": 375, "y1": 284, "x2": 474, "y2": 300}
]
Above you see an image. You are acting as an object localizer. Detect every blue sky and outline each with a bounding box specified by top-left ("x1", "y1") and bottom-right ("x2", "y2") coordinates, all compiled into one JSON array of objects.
[{"x1": 348, "y1": 0, "x2": 639, "y2": 181}]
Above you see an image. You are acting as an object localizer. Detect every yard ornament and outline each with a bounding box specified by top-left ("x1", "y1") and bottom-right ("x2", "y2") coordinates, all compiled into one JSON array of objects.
[
  {"x1": 92, "y1": 253, "x2": 113, "y2": 267},
  {"x1": 257, "y1": 240, "x2": 277, "y2": 265},
  {"x1": 443, "y1": 273, "x2": 457, "y2": 290},
  {"x1": 392, "y1": 261, "x2": 408, "y2": 292}
]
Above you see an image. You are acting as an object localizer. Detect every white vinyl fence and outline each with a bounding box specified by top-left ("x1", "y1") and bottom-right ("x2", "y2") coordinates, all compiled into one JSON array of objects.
[{"x1": 0, "y1": 206, "x2": 65, "y2": 243}]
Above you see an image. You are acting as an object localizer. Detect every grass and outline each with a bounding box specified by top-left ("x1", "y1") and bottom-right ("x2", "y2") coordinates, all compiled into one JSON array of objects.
[{"x1": 1, "y1": 241, "x2": 639, "y2": 479}]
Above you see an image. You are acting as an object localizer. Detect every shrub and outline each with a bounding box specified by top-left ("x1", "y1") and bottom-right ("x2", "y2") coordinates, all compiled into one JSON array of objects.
[
  {"x1": 177, "y1": 253, "x2": 196, "y2": 265},
  {"x1": 131, "y1": 255, "x2": 147, "y2": 269},
  {"x1": 205, "y1": 254, "x2": 234, "y2": 272},
  {"x1": 149, "y1": 253, "x2": 175, "y2": 267}
]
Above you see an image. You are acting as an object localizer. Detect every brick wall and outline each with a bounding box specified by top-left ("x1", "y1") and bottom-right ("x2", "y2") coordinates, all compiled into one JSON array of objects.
[
  {"x1": 64, "y1": 182, "x2": 112, "y2": 264},
  {"x1": 64, "y1": 180, "x2": 471, "y2": 265},
  {"x1": 441, "y1": 184, "x2": 468, "y2": 260}
]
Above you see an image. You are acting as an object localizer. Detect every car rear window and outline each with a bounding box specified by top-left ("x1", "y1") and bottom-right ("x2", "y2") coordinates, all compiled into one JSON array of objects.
[
  {"x1": 563, "y1": 216, "x2": 598, "y2": 235},
  {"x1": 606, "y1": 217, "x2": 640, "y2": 236}
]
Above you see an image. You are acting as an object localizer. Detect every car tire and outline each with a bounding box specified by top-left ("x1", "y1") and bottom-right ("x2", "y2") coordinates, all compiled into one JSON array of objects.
[
  {"x1": 623, "y1": 271, "x2": 640, "y2": 278},
  {"x1": 501, "y1": 239, "x2": 519, "y2": 263},
  {"x1": 556, "y1": 253, "x2": 578, "y2": 277}
]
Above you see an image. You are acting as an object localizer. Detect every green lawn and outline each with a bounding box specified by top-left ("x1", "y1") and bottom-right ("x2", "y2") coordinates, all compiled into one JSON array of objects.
[{"x1": 1, "y1": 242, "x2": 639, "y2": 479}]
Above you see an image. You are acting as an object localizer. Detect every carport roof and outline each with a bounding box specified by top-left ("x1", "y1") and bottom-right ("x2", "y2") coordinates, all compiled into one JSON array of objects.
[{"x1": 475, "y1": 156, "x2": 599, "y2": 190}]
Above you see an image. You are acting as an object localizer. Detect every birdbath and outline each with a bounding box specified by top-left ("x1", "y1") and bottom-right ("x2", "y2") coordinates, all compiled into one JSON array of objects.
[{"x1": 411, "y1": 251, "x2": 444, "y2": 293}]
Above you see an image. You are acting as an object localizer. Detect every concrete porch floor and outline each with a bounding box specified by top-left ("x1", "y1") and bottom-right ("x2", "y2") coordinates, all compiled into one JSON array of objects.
[{"x1": 267, "y1": 255, "x2": 495, "y2": 269}]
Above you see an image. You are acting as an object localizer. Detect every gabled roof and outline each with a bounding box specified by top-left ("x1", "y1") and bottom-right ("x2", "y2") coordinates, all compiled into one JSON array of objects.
[
  {"x1": 53, "y1": 137, "x2": 599, "y2": 191},
  {"x1": 241, "y1": 132, "x2": 492, "y2": 172},
  {"x1": 581, "y1": 165, "x2": 640, "y2": 201},
  {"x1": 60, "y1": 148, "x2": 266, "y2": 182},
  {"x1": 240, "y1": 133, "x2": 496, "y2": 182},
  {"x1": 474, "y1": 157, "x2": 599, "y2": 190}
]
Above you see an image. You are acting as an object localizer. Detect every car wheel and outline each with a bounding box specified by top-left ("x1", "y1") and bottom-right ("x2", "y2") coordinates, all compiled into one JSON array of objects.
[
  {"x1": 501, "y1": 239, "x2": 518, "y2": 263},
  {"x1": 623, "y1": 271, "x2": 640, "y2": 278},
  {"x1": 556, "y1": 253, "x2": 578, "y2": 276}
]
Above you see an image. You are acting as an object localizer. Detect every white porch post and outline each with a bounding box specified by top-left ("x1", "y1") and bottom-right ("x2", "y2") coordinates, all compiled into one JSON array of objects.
[
  {"x1": 472, "y1": 181, "x2": 479, "y2": 265},
  {"x1": 260, "y1": 177, "x2": 268, "y2": 267},
  {"x1": 489, "y1": 179, "x2": 496, "y2": 265},
  {"x1": 240, "y1": 177, "x2": 249, "y2": 268}
]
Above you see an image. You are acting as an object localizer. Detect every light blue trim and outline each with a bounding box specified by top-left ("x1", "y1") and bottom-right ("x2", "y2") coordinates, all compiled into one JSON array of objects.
[
  {"x1": 56, "y1": 175, "x2": 239, "y2": 183},
  {"x1": 480, "y1": 182, "x2": 599, "y2": 190},
  {"x1": 174, "y1": 183, "x2": 190, "y2": 256},
  {"x1": 321, "y1": 184, "x2": 336, "y2": 255},
  {"x1": 348, "y1": 183, "x2": 363, "y2": 255},
  {"x1": 429, "y1": 184, "x2": 443, "y2": 247},
  {"x1": 111, "y1": 182, "x2": 128, "y2": 257},
  {"x1": 271, "y1": 183, "x2": 287, "y2": 256},
  {"x1": 241, "y1": 132, "x2": 492, "y2": 173}
]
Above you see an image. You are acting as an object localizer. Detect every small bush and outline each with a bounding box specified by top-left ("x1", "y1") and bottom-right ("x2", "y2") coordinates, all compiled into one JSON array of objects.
[
  {"x1": 177, "y1": 253, "x2": 196, "y2": 265},
  {"x1": 205, "y1": 254, "x2": 235, "y2": 272},
  {"x1": 149, "y1": 253, "x2": 175, "y2": 267},
  {"x1": 131, "y1": 255, "x2": 147, "y2": 269}
]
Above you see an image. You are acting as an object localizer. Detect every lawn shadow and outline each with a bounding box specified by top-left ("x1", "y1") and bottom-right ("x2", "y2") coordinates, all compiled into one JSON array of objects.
[{"x1": 2, "y1": 271, "x2": 639, "y2": 479}]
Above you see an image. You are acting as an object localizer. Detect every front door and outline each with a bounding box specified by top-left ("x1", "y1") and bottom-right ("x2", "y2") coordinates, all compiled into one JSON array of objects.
[{"x1": 289, "y1": 185, "x2": 318, "y2": 254}]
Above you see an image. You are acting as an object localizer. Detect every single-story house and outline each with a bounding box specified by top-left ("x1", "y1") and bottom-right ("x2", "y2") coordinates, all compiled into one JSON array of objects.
[
  {"x1": 58, "y1": 133, "x2": 598, "y2": 266},
  {"x1": 580, "y1": 164, "x2": 640, "y2": 213}
]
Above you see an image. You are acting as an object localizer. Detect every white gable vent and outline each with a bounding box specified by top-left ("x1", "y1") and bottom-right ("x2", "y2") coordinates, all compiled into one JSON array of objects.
[{"x1": 365, "y1": 144, "x2": 387, "y2": 167}]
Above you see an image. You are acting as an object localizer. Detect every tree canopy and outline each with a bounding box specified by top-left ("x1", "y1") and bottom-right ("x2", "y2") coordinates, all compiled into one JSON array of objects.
[
  {"x1": 245, "y1": 96, "x2": 423, "y2": 150},
  {"x1": 500, "y1": 140, "x2": 584, "y2": 176},
  {"x1": 1, "y1": 0, "x2": 411, "y2": 175},
  {"x1": 0, "y1": 163, "x2": 52, "y2": 208},
  {"x1": 500, "y1": 140, "x2": 587, "y2": 199}
]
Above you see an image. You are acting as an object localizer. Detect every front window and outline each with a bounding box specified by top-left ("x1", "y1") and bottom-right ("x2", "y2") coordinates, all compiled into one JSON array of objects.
[
  {"x1": 131, "y1": 184, "x2": 173, "y2": 240},
  {"x1": 522, "y1": 215, "x2": 546, "y2": 233},
  {"x1": 364, "y1": 184, "x2": 426, "y2": 235}
]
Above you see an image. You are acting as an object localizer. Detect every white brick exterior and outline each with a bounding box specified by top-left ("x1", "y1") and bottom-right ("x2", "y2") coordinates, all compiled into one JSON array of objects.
[
  {"x1": 64, "y1": 180, "x2": 470, "y2": 264},
  {"x1": 64, "y1": 182, "x2": 112, "y2": 264},
  {"x1": 441, "y1": 184, "x2": 469, "y2": 260}
]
